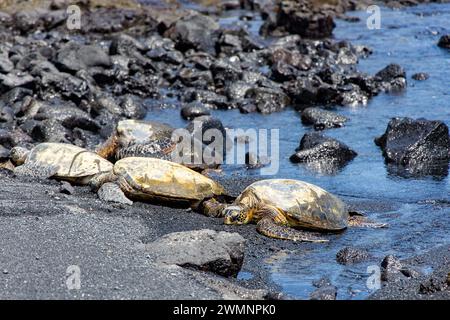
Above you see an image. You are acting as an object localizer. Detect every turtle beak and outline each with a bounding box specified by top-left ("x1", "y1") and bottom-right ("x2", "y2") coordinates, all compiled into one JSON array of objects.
[{"x1": 223, "y1": 206, "x2": 244, "y2": 225}]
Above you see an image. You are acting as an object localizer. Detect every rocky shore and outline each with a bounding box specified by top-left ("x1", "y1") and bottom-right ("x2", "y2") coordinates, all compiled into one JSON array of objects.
[{"x1": 0, "y1": 0, "x2": 449, "y2": 300}]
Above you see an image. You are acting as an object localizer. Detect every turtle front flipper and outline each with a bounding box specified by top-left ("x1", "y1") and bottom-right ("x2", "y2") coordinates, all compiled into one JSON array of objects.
[
  {"x1": 89, "y1": 171, "x2": 118, "y2": 191},
  {"x1": 256, "y1": 218, "x2": 328, "y2": 243},
  {"x1": 201, "y1": 198, "x2": 227, "y2": 217},
  {"x1": 255, "y1": 205, "x2": 328, "y2": 243}
]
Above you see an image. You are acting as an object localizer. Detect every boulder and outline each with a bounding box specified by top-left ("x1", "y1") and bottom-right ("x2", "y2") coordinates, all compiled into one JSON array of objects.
[
  {"x1": 290, "y1": 132, "x2": 357, "y2": 172},
  {"x1": 0, "y1": 72, "x2": 35, "y2": 92},
  {"x1": 412, "y1": 72, "x2": 429, "y2": 81},
  {"x1": 310, "y1": 278, "x2": 337, "y2": 300},
  {"x1": 145, "y1": 229, "x2": 246, "y2": 277},
  {"x1": 375, "y1": 63, "x2": 406, "y2": 91},
  {"x1": 301, "y1": 107, "x2": 348, "y2": 130},
  {"x1": 245, "y1": 86, "x2": 290, "y2": 114},
  {"x1": 0, "y1": 144, "x2": 9, "y2": 160},
  {"x1": 55, "y1": 44, "x2": 111, "y2": 73},
  {"x1": 437, "y1": 35, "x2": 450, "y2": 49},
  {"x1": 98, "y1": 182, "x2": 133, "y2": 206},
  {"x1": 0, "y1": 54, "x2": 14, "y2": 74},
  {"x1": 181, "y1": 102, "x2": 211, "y2": 120},
  {"x1": 276, "y1": 0, "x2": 336, "y2": 38},
  {"x1": 336, "y1": 247, "x2": 370, "y2": 265},
  {"x1": 165, "y1": 14, "x2": 220, "y2": 55},
  {"x1": 59, "y1": 181, "x2": 75, "y2": 195},
  {"x1": 375, "y1": 118, "x2": 450, "y2": 176},
  {"x1": 30, "y1": 119, "x2": 71, "y2": 143},
  {"x1": 187, "y1": 115, "x2": 227, "y2": 142},
  {"x1": 380, "y1": 255, "x2": 403, "y2": 282}
]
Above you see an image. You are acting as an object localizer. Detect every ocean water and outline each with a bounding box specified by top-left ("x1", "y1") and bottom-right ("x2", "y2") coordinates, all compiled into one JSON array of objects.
[{"x1": 144, "y1": 3, "x2": 450, "y2": 299}]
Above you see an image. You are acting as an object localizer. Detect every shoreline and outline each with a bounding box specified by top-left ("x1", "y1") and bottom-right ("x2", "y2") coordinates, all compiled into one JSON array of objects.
[{"x1": 0, "y1": 0, "x2": 449, "y2": 300}]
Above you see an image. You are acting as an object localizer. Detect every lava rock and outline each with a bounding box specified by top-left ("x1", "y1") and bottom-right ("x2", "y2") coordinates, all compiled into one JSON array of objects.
[
  {"x1": 0, "y1": 72, "x2": 35, "y2": 91},
  {"x1": 31, "y1": 119, "x2": 70, "y2": 143},
  {"x1": 55, "y1": 44, "x2": 111, "y2": 73},
  {"x1": 181, "y1": 102, "x2": 211, "y2": 120},
  {"x1": 217, "y1": 33, "x2": 243, "y2": 55},
  {"x1": 270, "y1": 61, "x2": 298, "y2": 82},
  {"x1": 0, "y1": 106, "x2": 14, "y2": 123},
  {"x1": 380, "y1": 255, "x2": 403, "y2": 281},
  {"x1": 375, "y1": 63, "x2": 407, "y2": 91},
  {"x1": 183, "y1": 89, "x2": 229, "y2": 109},
  {"x1": 187, "y1": 115, "x2": 227, "y2": 142},
  {"x1": 211, "y1": 59, "x2": 242, "y2": 87},
  {"x1": 269, "y1": 48, "x2": 312, "y2": 72},
  {"x1": 437, "y1": 35, "x2": 450, "y2": 49},
  {"x1": 144, "y1": 229, "x2": 245, "y2": 277},
  {"x1": 98, "y1": 182, "x2": 133, "y2": 206},
  {"x1": 237, "y1": 99, "x2": 257, "y2": 114},
  {"x1": 110, "y1": 34, "x2": 145, "y2": 56},
  {"x1": 412, "y1": 72, "x2": 429, "y2": 81},
  {"x1": 245, "y1": 152, "x2": 270, "y2": 169},
  {"x1": 0, "y1": 54, "x2": 14, "y2": 74},
  {"x1": 336, "y1": 247, "x2": 370, "y2": 265},
  {"x1": 276, "y1": 0, "x2": 336, "y2": 38},
  {"x1": 186, "y1": 115, "x2": 229, "y2": 161},
  {"x1": 310, "y1": 285, "x2": 337, "y2": 300},
  {"x1": 301, "y1": 107, "x2": 348, "y2": 130},
  {"x1": 245, "y1": 86, "x2": 290, "y2": 114},
  {"x1": 177, "y1": 67, "x2": 214, "y2": 88},
  {"x1": 120, "y1": 95, "x2": 146, "y2": 119},
  {"x1": 0, "y1": 128, "x2": 33, "y2": 149},
  {"x1": 59, "y1": 181, "x2": 75, "y2": 195},
  {"x1": 165, "y1": 13, "x2": 220, "y2": 55},
  {"x1": 375, "y1": 63, "x2": 406, "y2": 82},
  {"x1": 0, "y1": 145, "x2": 10, "y2": 160},
  {"x1": 39, "y1": 71, "x2": 89, "y2": 102},
  {"x1": 290, "y1": 132, "x2": 357, "y2": 172},
  {"x1": 32, "y1": 98, "x2": 90, "y2": 123},
  {"x1": 375, "y1": 118, "x2": 450, "y2": 176},
  {"x1": 286, "y1": 77, "x2": 322, "y2": 106},
  {"x1": 419, "y1": 277, "x2": 448, "y2": 294},
  {"x1": 227, "y1": 82, "x2": 253, "y2": 102},
  {"x1": 1, "y1": 87, "x2": 33, "y2": 105},
  {"x1": 312, "y1": 277, "x2": 332, "y2": 288}
]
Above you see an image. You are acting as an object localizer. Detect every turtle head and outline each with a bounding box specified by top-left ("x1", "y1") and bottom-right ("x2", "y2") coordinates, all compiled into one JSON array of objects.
[
  {"x1": 10, "y1": 147, "x2": 29, "y2": 165},
  {"x1": 223, "y1": 205, "x2": 251, "y2": 225}
]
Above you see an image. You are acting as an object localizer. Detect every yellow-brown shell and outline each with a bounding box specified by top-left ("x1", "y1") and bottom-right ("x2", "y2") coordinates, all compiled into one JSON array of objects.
[
  {"x1": 235, "y1": 179, "x2": 349, "y2": 231},
  {"x1": 27, "y1": 143, "x2": 113, "y2": 183},
  {"x1": 113, "y1": 157, "x2": 225, "y2": 201}
]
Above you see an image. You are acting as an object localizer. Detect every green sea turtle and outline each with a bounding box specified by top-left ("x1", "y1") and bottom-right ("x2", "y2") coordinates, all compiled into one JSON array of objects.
[
  {"x1": 96, "y1": 119, "x2": 220, "y2": 170},
  {"x1": 91, "y1": 157, "x2": 226, "y2": 206},
  {"x1": 202, "y1": 179, "x2": 386, "y2": 242},
  {"x1": 10, "y1": 142, "x2": 113, "y2": 184},
  {"x1": 96, "y1": 119, "x2": 175, "y2": 161}
]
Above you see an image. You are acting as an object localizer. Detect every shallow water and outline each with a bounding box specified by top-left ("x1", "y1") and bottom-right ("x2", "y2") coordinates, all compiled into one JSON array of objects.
[{"x1": 145, "y1": 3, "x2": 450, "y2": 299}]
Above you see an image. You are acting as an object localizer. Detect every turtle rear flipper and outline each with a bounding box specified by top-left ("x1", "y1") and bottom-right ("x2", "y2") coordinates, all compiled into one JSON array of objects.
[
  {"x1": 14, "y1": 162, "x2": 58, "y2": 180},
  {"x1": 257, "y1": 218, "x2": 328, "y2": 243},
  {"x1": 348, "y1": 215, "x2": 387, "y2": 228}
]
